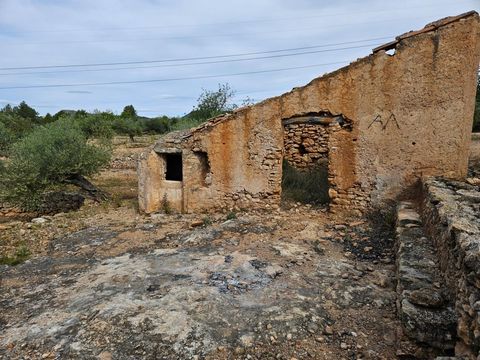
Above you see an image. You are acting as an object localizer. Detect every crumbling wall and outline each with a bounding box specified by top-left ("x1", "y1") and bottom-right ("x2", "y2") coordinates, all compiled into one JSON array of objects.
[
  {"x1": 139, "y1": 12, "x2": 480, "y2": 214},
  {"x1": 421, "y1": 178, "x2": 480, "y2": 357},
  {"x1": 183, "y1": 100, "x2": 284, "y2": 212},
  {"x1": 278, "y1": 13, "x2": 480, "y2": 208},
  {"x1": 138, "y1": 147, "x2": 183, "y2": 213}
]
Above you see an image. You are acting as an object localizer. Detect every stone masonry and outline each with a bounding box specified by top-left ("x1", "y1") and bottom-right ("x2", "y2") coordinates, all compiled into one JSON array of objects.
[
  {"x1": 138, "y1": 12, "x2": 480, "y2": 214},
  {"x1": 283, "y1": 123, "x2": 329, "y2": 169},
  {"x1": 421, "y1": 178, "x2": 480, "y2": 358}
]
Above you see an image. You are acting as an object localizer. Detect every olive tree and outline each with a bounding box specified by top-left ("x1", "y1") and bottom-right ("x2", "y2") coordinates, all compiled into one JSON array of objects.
[
  {"x1": 189, "y1": 83, "x2": 237, "y2": 121},
  {"x1": 0, "y1": 119, "x2": 111, "y2": 210}
]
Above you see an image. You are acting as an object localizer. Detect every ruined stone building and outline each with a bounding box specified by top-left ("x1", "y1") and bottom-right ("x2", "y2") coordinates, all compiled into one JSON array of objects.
[{"x1": 138, "y1": 11, "x2": 480, "y2": 214}]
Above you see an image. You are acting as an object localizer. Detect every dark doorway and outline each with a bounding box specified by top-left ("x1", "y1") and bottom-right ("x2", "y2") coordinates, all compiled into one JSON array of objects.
[
  {"x1": 165, "y1": 153, "x2": 183, "y2": 181},
  {"x1": 282, "y1": 119, "x2": 331, "y2": 205}
]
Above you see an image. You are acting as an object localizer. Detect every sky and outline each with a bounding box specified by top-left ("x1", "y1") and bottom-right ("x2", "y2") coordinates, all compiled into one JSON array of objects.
[{"x1": 0, "y1": 0, "x2": 478, "y2": 117}]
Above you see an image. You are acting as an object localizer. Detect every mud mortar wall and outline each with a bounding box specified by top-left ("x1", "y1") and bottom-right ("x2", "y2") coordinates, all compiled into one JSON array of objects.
[
  {"x1": 184, "y1": 101, "x2": 284, "y2": 212},
  {"x1": 420, "y1": 179, "x2": 480, "y2": 357},
  {"x1": 139, "y1": 13, "x2": 480, "y2": 213}
]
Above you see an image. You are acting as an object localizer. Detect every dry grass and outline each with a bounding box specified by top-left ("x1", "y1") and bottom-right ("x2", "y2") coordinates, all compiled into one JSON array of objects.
[
  {"x1": 93, "y1": 170, "x2": 138, "y2": 209},
  {"x1": 0, "y1": 136, "x2": 155, "y2": 262}
]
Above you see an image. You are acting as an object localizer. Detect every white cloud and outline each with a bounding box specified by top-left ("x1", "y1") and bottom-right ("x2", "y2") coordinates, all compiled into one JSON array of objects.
[{"x1": 0, "y1": 0, "x2": 478, "y2": 116}]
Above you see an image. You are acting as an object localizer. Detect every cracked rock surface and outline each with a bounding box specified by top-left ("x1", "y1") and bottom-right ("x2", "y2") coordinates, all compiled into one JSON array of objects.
[{"x1": 0, "y1": 207, "x2": 399, "y2": 359}]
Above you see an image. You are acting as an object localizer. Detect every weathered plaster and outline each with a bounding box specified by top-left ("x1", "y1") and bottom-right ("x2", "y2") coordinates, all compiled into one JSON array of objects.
[{"x1": 139, "y1": 12, "x2": 480, "y2": 214}]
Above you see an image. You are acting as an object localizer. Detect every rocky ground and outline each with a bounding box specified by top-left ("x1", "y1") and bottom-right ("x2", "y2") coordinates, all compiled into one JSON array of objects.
[
  {"x1": 0, "y1": 204, "x2": 399, "y2": 359},
  {"x1": 0, "y1": 135, "x2": 479, "y2": 359}
]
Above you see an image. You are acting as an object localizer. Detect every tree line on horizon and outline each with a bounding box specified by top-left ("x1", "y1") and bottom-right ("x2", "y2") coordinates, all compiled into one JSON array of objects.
[
  {"x1": 0, "y1": 83, "x2": 246, "y2": 210},
  {"x1": 0, "y1": 79, "x2": 478, "y2": 212}
]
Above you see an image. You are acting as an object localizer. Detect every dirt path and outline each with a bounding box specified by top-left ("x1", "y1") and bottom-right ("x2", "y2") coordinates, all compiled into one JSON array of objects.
[{"x1": 0, "y1": 206, "x2": 398, "y2": 359}]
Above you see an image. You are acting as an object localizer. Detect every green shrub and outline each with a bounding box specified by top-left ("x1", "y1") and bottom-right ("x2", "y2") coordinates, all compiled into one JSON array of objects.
[
  {"x1": 0, "y1": 244, "x2": 30, "y2": 266},
  {"x1": 0, "y1": 119, "x2": 111, "y2": 209},
  {"x1": 77, "y1": 112, "x2": 115, "y2": 140},
  {"x1": 112, "y1": 117, "x2": 144, "y2": 141},
  {"x1": 226, "y1": 211, "x2": 237, "y2": 220},
  {"x1": 161, "y1": 194, "x2": 172, "y2": 214},
  {"x1": 0, "y1": 121, "x2": 14, "y2": 156},
  {"x1": 188, "y1": 83, "x2": 237, "y2": 121},
  {"x1": 170, "y1": 117, "x2": 205, "y2": 131},
  {"x1": 0, "y1": 113, "x2": 36, "y2": 146},
  {"x1": 281, "y1": 160, "x2": 329, "y2": 205},
  {"x1": 143, "y1": 116, "x2": 172, "y2": 134}
]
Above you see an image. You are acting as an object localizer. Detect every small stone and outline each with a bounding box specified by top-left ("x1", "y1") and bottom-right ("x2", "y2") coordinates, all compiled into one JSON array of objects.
[
  {"x1": 286, "y1": 333, "x2": 292, "y2": 340},
  {"x1": 190, "y1": 220, "x2": 204, "y2": 227},
  {"x1": 407, "y1": 288, "x2": 444, "y2": 308},
  {"x1": 340, "y1": 342, "x2": 348, "y2": 349},
  {"x1": 234, "y1": 347, "x2": 245, "y2": 354},
  {"x1": 328, "y1": 188, "x2": 338, "y2": 199},
  {"x1": 341, "y1": 273, "x2": 349, "y2": 279},
  {"x1": 324, "y1": 325, "x2": 334, "y2": 335},
  {"x1": 97, "y1": 352, "x2": 112, "y2": 360},
  {"x1": 31, "y1": 217, "x2": 48, "y2": 224},
  {"x1": 266, "y1": 323, "x2": 272, "y2": 330},
  {"x1": 373, "y1": 273, "x2": 390, "y2": 288}
]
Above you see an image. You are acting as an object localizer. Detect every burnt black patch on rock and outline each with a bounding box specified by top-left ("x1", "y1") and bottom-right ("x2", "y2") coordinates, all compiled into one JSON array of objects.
[{"x1": 332, "y1": 207, "x2": 396, "y2": 262}]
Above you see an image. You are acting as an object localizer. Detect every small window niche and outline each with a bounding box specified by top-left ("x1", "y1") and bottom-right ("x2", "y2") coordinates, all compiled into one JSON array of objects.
[
  {"x1": 194, "y1": 151, "x2": 211, "y2": 187},
  {"x1": 165, "y1": 153, "x2": 183, "y2": 181}
]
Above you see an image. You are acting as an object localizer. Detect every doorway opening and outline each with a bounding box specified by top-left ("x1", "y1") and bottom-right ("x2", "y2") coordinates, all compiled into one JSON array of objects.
[{"x1": 281, "y1": 116, "x2": 330, "y2": 205}]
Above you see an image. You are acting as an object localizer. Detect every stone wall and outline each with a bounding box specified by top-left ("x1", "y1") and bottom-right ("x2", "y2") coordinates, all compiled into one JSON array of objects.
[
  {"x1": 395, "y1": 200, "x2": 456, "y2": 357},
  {"x1": 283, "y1": 123, "x2": 329, "y2": 169},
  {"x1": 420, "y1": 178, "x2": 480, "y2": 357},
  {"x1": 139, "y1": 12, "x2": 480, "y2": 214}
]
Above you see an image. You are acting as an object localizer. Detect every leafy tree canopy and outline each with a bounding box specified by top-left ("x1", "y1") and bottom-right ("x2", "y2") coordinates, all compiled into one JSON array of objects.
[
  {"x1": 113, "y1": 117, "x2": 143, "y2": 141},
  {"x1": 0, "y1": 120, "x2": 111, "y2": 209},
  {"x1": 189, "y1": 83, "x2": 237, "y2": 121},
  {"x1": 121, "y1": 105, "x2": 137, "y2": 119},
  {"x1": 1, "y1": 101, "x2": 39, "y2": 123}
]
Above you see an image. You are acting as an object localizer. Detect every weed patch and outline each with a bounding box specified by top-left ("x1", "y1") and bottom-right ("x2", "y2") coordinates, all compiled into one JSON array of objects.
[{"x1": 281, "y1": 160, "x2": 329, "y2": 205}]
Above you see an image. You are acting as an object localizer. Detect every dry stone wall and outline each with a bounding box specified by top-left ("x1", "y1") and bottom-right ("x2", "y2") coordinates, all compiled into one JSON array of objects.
[
  {"x1": 395, "y1": 200, "x2": 456, "y2": 357},
  {"x1": 283, "y1": 123, "x2": 329, "y2": 169},
  {"x1": 421, "y1": 178, "x2": 480, "y2": 358}
]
